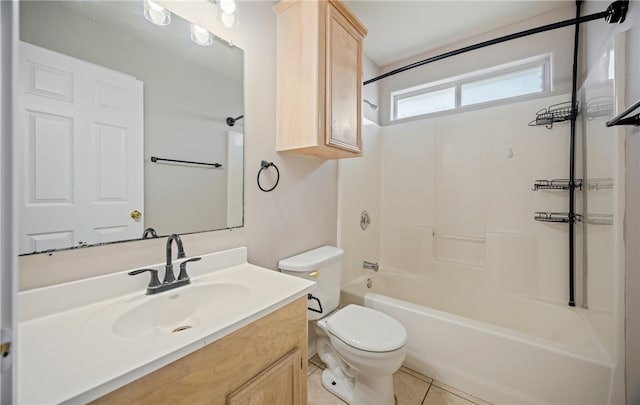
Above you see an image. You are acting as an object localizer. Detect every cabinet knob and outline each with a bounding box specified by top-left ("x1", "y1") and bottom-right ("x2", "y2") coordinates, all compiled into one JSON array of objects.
[{"x1": 130, "y1": 210, "x2": 142, "y2": 220}]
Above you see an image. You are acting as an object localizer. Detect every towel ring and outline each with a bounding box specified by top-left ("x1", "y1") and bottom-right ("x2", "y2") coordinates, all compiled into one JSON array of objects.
[{"x1": 257, "y1": 160, "x2": 280, "y2": 192}]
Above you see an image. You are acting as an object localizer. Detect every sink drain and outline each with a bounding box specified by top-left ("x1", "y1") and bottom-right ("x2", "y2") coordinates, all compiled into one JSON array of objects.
[{"x1": 172, "y1": 325, "x2": 192, "y2": 333}]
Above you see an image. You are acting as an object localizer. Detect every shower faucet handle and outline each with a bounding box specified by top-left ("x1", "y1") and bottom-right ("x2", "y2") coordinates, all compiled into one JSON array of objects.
[{"x1": 363, "y1": 261, "x2": 379, "y2": 272}]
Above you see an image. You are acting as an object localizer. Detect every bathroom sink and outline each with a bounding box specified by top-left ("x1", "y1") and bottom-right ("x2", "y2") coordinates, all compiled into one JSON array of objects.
[{"x1": 111, "y1": 283, "x2": 251, "y2": 338}]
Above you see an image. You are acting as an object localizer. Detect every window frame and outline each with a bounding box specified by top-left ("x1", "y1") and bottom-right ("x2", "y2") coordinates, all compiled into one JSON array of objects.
[
  {"x1": 394, "y1": 83, "x2": 457, "y2": 119},
  {"x1": 391, "y1": 55, "x2": 551, "y2": 122}
]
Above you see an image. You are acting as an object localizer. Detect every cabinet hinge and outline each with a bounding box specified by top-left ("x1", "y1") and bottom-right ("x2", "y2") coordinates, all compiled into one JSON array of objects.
[
  {"x1": 0, "y1": 327, "x2": 12, "y2": 374},
  {"x1": 0, "y1": 341, "x2": 10, "y2": 358}
]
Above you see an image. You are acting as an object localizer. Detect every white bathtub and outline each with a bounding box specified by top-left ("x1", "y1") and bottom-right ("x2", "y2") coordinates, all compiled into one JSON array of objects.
[{"x1": 341, "y1": 272, "x2": 615, "y2": 404}]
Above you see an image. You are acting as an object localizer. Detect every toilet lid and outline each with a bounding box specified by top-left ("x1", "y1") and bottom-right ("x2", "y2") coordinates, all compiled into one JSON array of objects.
[{"x1": 326, "y1": 305, "x2": 407, "y2": 352}]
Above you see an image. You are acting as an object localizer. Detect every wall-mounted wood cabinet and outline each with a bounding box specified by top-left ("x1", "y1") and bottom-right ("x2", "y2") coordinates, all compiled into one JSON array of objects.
[{"x1": 274, "y1": 0, "x2": 367, "y2": 159}]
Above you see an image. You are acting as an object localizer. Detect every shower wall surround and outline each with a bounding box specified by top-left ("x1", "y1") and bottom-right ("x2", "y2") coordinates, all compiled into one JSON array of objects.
[
  {"x1": 338, "y1": 118, "x2": 381, "y2": 285},
  {"x1": 582, "y1": 1, "x2": 640, "y2": 402},
  {"x1": 378, "y1": 94, "x2": 573, "y2": 301},
  {"x1": 338, "y1": 92, "x2": 625, "y2": 403}
]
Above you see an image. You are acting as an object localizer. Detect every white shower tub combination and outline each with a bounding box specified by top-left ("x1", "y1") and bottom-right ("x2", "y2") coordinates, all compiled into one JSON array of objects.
[{"x1": 341, "y1": 271, "x2": 614, "y2": 404}]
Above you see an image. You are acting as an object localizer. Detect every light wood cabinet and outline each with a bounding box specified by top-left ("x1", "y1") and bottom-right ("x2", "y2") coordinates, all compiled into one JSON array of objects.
[
  {"x1": 227, "y1": 348, "x2": 303, "y2": 405},
  {"x1": 274, "y1": 0, "x2": 367, "y2": 159},
  {"x1": 91, "y1": 297, "x2": 307, "y2": 405}
]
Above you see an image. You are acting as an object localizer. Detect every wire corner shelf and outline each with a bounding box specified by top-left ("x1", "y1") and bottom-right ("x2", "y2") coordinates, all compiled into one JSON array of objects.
[
  {"x1": 534, "y1": 212, "x2": 582, "y2": 224},
  {"x1": 528, "y1": 101, "x2": 579, "y2": 129},
  {"x1": 532, "y1": 179, "x2": 583, "y2": 191}
]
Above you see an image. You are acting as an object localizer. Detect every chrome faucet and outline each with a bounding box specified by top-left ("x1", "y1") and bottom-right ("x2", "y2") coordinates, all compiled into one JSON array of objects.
[
  {"x1": 129, "y1": 234, "x2": 201, "y2": 295},
  {"x1": 363, "y1": 261, "x2": 379, "y2": 271}
]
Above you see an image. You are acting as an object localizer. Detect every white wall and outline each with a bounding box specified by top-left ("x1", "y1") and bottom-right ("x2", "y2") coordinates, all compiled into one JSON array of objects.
[
  {"x1": 362, "y1": 55, "x2": 380, "y2": 124},
  {"x1": 18, "y1": 1, "x2": 338, "y2": 290},
  {"x1": 336, "y1": 53, "x2": 382, "y2": 285},
  {"x1": 338, "y1": 119, "x2": 381, "y2": 285},
  {"x1": 226, "y1": 128, "x2": 244, "y2": 228}
]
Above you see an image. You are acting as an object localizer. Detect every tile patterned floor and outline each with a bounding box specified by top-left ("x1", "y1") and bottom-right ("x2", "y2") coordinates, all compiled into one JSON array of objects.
[{"x1": 307, "y1": 355, "x2": 492, "y2": 405}]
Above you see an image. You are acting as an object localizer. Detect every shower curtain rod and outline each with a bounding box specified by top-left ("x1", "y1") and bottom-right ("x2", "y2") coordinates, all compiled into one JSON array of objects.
[
  {"x1": 606, "y1": 98, "x2": 640, "y2": 126},
  {"x1": 363, "y1": 0, "x2": 629, "y2": 86}
]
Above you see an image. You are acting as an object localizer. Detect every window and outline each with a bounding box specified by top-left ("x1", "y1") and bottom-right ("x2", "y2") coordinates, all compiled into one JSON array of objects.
[
  {"x1": 396, "y1": 86, "x2": 455, "y2": 119},
  {"x1": 392, "y1": 56, "x2": 550, "y2": 121}
]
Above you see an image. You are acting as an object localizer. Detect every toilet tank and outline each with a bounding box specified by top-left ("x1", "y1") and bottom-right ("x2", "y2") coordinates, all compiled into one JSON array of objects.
[{"x1": 278, "y1": 246, "x2": 344, "y2": 321}]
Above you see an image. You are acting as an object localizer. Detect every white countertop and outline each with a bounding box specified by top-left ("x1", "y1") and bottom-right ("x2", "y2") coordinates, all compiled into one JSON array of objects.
[{"x1": 18, "y1": 247, "x2": 315, "y2": 404}]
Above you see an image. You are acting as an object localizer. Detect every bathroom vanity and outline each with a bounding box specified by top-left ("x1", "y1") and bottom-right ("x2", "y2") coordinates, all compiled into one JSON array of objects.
[
  {"x1": 17, "y1": 248, "x2": 315, "y2": 404},
  {"x1": 93, "y1": 298, "x2": 307, "y2": 404}
]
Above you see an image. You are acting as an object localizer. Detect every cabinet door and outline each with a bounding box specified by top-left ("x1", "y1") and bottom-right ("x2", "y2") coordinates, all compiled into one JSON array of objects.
[
  {"x1": 226, "y1": 348, "x2": 303, "y2": 405},
  {"x1": 325, "y1": 3, "x2": 362, "y2": 154}
]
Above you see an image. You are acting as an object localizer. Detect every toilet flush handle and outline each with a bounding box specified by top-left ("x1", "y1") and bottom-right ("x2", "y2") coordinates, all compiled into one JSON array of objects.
[{"x1": 307, "y1": 293, "x2": 323, "y2": 314}]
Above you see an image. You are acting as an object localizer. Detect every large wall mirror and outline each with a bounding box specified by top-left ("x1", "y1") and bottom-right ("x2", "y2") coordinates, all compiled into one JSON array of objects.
[{"x1": 17, "y1": 1, "x2": 244, "y2": 255}]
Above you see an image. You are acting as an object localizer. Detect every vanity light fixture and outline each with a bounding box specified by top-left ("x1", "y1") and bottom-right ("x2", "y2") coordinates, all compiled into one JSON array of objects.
[
  {"x1": 210, "y1": 0, "x2": 239, "y2": 28},
  {"x1": 190, "y1": 24, "x2": 214, "y2": 46},
  {"x1": 144, "y1": 0, "x2": 171, "y2": 26}
]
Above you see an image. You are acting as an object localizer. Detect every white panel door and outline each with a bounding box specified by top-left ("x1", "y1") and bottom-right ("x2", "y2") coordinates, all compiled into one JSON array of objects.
[{"x1": 17, "y1": 42, "x2": 144, "y2": 254}]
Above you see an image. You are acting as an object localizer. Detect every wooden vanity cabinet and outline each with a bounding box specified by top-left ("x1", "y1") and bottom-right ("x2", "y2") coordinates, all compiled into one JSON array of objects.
[
  {"x1": 91, "y1": 297, "x2": 308, "y2": 405},
  {"x1": 274, "y1": 0, "x2": 367, "y2": 159}
]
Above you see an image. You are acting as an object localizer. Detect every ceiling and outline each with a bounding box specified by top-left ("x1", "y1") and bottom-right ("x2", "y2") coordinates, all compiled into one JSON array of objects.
[{"x1": 344, "y1": 1, "x2": 572, "y2": 67}]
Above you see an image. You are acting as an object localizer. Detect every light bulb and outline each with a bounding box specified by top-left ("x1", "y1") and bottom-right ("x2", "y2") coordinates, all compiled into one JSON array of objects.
[
  {"x1": 220, "y1": 12, "x2": 236, "y2": 28},
  {"x1": 148, "y1": 0, "x2": 164, "y2": 12},
  {"x1": 144, "y1": 0, "x2": 171, "y2": 26},
  {"x1": 219, "y1": 0, "x2": 236, "y2": 15},
  {"x1": 190, "y1": 24, "x2": 213, "y2": 46}
]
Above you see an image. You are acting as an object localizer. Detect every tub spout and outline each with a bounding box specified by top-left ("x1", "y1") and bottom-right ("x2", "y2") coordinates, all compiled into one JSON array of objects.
[{"x1": 363, "y1": 261, "x2": 379, "y2": 271}]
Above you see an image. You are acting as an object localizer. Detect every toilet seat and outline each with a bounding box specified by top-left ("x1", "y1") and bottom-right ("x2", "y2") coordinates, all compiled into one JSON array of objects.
[{"x1": 326, "y1": 305, "x2": 407, "y2": 352}]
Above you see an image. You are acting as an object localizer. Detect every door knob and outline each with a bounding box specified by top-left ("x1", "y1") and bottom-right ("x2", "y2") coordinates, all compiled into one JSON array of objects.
[{"x1": 130, "y1": 210, "x2": 142, "y2": 220}]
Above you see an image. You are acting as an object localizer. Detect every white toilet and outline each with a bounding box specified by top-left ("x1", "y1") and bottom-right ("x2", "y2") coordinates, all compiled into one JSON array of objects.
[{"x1": 279, "y1": 246, "x2": 407, "y2": 405}]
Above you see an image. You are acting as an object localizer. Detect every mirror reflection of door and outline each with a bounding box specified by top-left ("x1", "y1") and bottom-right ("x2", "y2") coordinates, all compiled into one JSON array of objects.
[{"x1": 17, "y1": 42, "x2": 144, "y2": 253}]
